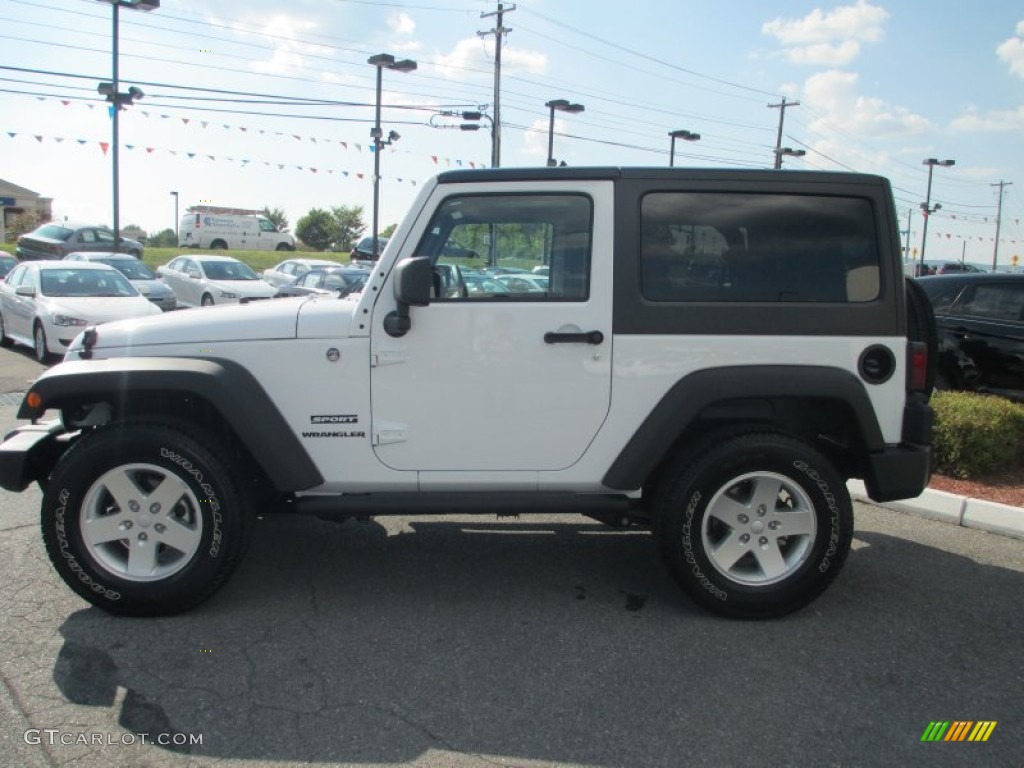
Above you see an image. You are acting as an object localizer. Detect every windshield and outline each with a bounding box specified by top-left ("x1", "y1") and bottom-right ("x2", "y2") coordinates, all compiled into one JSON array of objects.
[
  {"x1": 99, "y1": 258, "x2": 156, "y2": 280},
  {"x1": 39, "y1": 268, "x2": 137, "y2": 297},
  {"x1": 200, "y1": 260, "x2": 259, "y2": 281}
]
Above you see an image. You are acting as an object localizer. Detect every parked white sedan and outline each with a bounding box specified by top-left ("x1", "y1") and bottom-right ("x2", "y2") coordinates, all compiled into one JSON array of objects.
[
  {"x1": 157, "y1": 254, "x2": 277, "y2": 307},
  {"x1": 261, "y1": 258, "x2": 342, "y2": 288},
  {"x1": 0, "y1": 260, "x2": 162, "y2": 362}
]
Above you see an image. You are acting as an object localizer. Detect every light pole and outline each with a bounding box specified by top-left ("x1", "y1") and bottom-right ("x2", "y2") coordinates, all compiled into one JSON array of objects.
[
  {"x1": 774, "y1": 147, "x2": 806, "y2": 167},
  {"x1": 545, "y1": 99, "x2": 584, "y2": 167},
  {"x1": 96, "y1": 1, "x2": 159, "y2": 252},
  {"x1": 919, "y1": 158, "x2": 955, "y2": 269},
  {"x1": 367, "y1": 53, "x2": 416, "y2": 260},
  {"x1": 170, "y1": 190, "x2": 178, "y2": 242},
  {"x1": 668, "y1": 129, "x2": 700, "y2": 167}
]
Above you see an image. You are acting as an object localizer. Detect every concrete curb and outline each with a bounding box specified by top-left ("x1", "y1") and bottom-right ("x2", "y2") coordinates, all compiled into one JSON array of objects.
[{"x1": 848, "y1": 480, "x2": 1024, "y2": 541}]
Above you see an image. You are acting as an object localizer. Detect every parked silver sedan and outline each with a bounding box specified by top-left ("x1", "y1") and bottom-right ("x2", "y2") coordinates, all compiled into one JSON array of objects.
[
  {"x1": 64, "y1": 252, "x2": 176, "y2": 311},
  {"x1": 0, "y1": 261, "x2": 161, "y2": 361},
  {"x1": 157, "y1": 254, "x2": 276, "y2": 307},
  {"x1": 261, "y1": 258, "x2": 342, "y2": 288}
]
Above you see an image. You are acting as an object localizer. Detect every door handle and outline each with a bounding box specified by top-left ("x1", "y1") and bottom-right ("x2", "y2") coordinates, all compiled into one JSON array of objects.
[{"x1": 544, "y1": 330, "x2": 604, "y2": 345}]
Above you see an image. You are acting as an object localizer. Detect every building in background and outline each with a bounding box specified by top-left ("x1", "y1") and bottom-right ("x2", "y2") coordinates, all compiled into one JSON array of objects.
[{"x1": 0, "y1": 178, "x2": 53, "y2": 244}]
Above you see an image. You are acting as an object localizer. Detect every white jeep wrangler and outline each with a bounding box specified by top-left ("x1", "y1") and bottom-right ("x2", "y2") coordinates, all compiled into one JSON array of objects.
[{"x1": 0, "y1": 168, "x2": 935, "y2": 618}]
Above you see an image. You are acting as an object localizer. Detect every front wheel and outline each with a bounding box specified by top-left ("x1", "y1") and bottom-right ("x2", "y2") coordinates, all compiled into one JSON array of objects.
[
  {"x1": 201, "y1": 293, "x2": 214, "y2": 307},
  {"x1": 34, "y1": 322, "x2": 52, "y2": 363},
  {"x1": 653, "y1": 432, "x2": 853, "y2": 619},
  {"x1": 41, "y1": 422, "x2": 252, "y2": 616}
]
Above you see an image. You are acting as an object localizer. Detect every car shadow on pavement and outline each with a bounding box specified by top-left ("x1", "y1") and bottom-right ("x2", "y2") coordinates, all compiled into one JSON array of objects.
[{"x1": 52, "y1": 514, "x2": 1023, "y2": 766}]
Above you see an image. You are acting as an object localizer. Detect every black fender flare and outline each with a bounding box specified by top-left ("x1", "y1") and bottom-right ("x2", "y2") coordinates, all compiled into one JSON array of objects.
[
  {"x1": 18, "y1": 357, "x2": 324, "y2": 492},
  {"x1": 602, "y1": 365, "x2": 884, "y2": 490}
]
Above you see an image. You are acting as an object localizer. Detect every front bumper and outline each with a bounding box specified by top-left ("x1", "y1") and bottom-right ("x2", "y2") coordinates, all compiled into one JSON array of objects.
[{"x1": 0, "y1": 420, "x2": 68, "y2": 492}]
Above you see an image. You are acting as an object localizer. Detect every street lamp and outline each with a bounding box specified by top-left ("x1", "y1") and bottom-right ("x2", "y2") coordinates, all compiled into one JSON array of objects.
[
  {"x1": 774, "y1": 147, "x2": 806, "y2": 167},
  {"x1": 919, "y1": 158, "x2": 955, "y2": 268},
  {"x1": 545, "y1": 99, "x2": 584, "y2": 167},
  {"x1": 668, "y1": 129, "x2": 700, "y2": 167},
  {"x1": 367, "y1": 53, "x2": 416, "y2": 259},
  {"x1": 170, "y1": 190, "x2": 178, "y2": 242},
  {"x1": 95, "y1": 1, "x2": 159, "y2": 252}
]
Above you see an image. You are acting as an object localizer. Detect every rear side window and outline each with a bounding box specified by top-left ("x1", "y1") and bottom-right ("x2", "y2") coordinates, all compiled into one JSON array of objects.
[
  {"x1": 640, "y1": 192, "x2": 880, "y2": 303},
  {"x1": 957, "y1": 283, "x2": 1024, "y2": 322}
]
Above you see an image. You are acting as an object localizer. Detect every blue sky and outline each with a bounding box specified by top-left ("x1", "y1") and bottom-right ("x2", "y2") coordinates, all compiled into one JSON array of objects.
[{"x1": 1, "y1": 0, "x2": 1022, "y2": 266}]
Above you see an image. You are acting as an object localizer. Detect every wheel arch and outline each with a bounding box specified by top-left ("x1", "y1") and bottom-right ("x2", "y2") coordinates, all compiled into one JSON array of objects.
[
  {"x1": 17, "y1": 357, "x2": 324, "y2": 493},
  {"x1": 602, "y1": 365, "x2": 885, "y2": 491}
]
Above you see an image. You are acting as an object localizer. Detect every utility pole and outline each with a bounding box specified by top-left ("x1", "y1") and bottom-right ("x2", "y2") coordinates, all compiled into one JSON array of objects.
[
  {"x1": 991, "y1": 180, "x2": 1013, "y2": 271},
  {"x1": 479, "y1": 3, "x2": 515, "y2": 168},
  {"x1": 904, "y1": 207, "x2": 913, "y2": 264},
  {"x1": 768, "y1": 97, "x2": 799, "y2": 169}
]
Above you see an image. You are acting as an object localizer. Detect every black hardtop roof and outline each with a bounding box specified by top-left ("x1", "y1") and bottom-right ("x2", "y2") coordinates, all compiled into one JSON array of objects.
[{"x1": 435, "y1": 166, "x2": 889, "y2": 186}]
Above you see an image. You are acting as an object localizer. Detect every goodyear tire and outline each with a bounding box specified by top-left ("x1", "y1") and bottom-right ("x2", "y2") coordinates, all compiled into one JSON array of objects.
[
  {"x1": 41, "y1": 422, "x2": 252, "y2": 616},
  {"x1": 654, "y1": 432, "x2": 853, "y2": 619}
]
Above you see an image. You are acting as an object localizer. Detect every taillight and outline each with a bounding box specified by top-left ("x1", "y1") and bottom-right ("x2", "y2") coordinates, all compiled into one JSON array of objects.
[
  {"x1": 194, "y1": 216, "x2": 200, "y2": 229},
  {"x1": 909, "y1": 341, "x2": 928, "y2": 391}
]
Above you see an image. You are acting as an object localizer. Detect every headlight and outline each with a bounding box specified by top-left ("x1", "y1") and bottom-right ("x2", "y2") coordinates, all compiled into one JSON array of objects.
[
  {"x1": 138, "y1": 285, "x2": 151, "y2": 295},
  {"x1": 51, "y1": 314, "x2": 88, "y2": 327},
  {"x1": 218, "y1": 291, "x2": 240, "y2": 299}
]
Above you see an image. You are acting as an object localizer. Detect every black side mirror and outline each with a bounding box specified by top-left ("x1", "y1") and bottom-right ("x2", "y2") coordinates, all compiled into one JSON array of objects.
[{"x1": 384, "y1": 257, "x2": 432, "y2": 337}]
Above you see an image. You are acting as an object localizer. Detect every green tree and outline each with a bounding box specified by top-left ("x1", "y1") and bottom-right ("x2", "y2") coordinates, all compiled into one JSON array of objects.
[
  {"x1": 7, "y1": 211, "x2": 40, "y2": 241},
  {"x1": 262, "y1": 206, "x2": 289, "y2": 231},
  {"x1": 380, "y1": 222, "x2": 398, "y2": 238},
  {"x1": 148, "y1": 228, "x2": 177, "y2": 247},
  {"x1": 329, "y1": 205, "x2": 366, "y2": 251},
  {"x1": 295, "y1": 208, "x2": 337, "y2": 251}
]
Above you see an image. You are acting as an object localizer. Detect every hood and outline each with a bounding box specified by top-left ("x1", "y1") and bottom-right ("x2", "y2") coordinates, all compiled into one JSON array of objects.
[
  {"x1": 67, "y1": 297, "x2": 305, "y2": 354},
  {"x1": 44, "y1": 296, "x2": 160, "y2": 324},
  {"x1": 207, "y1": 279, "x2": 278, "y2": 298}
]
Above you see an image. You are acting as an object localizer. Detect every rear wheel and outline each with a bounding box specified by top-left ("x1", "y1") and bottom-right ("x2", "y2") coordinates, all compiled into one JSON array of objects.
[
  {"x1": 40, "y1": 422, "x2": 252, "y2": 616},
  {"x1": 275, "y1": 243, "x2": 292, "y2": 251},
  {"x1": 0, "y1": 312, "x2": 12, "y2": 347},
  {"x1": 654, "y1": 432, "x2": 853, "y2": 619}
]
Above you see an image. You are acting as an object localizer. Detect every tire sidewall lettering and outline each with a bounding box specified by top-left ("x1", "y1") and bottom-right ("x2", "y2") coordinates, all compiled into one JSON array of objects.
[
  {"x1": 53, "y1": 488, "x2": 122, "y2": 601},
  {"x1": 680, "y1": 491, "x2": 729, "y2": 602},
  {"x1": 159, "y1": 447, "x2": 223, "y2": 559},
  {"x1": 792, "y1": 460, "x2": 841, "y2": 573}
]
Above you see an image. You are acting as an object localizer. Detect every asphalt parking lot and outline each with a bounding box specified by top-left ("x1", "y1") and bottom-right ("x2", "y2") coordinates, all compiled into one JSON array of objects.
[{"x1": 0, "y1": 345, "x2": 1022, "y2": 767}]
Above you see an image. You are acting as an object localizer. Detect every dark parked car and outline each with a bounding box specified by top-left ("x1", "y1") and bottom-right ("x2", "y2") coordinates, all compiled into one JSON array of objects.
[
  {"x1": 0, "y1": 253, "x2": 16, "y2": 278},
  {"x1": 349, "y1": 236, "x2": 388, "y2": 262},
  {"x1": 16, "y1": 223, "x2": 143, "y2": 260},
  {"x1": 274, "y1": 267, "x2": 369, "y2": 298},
  {"x1": 916, "y1": 273, "x2": 1024, "y2": 402}
]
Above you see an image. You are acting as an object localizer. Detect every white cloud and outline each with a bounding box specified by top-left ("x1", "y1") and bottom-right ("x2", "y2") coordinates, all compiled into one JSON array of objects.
[
  {"x1": 389, "y1": 12, "x2": 415, "y2": 36},
  {"x1": 950, "y1": 105, "x2": 1024, "y2": 132},
  {"x1": 762, "y1": 1, "x2": 888, "y2": 65},
  {"x1": 803, "y1": 70, "x2": 932, "y2": 138},
  {"x1": 221, "y1": 14, "x2": 331, "y2": 76},
  {"x1": 786, "y1": 40, "x2": 861, "y2": 66},
  {"x1": 996, "y1": 20, "x2": 1024, "y2": 78},
  {"x1": 433, "y1": 37, "x2": 547, "y2": 78}
]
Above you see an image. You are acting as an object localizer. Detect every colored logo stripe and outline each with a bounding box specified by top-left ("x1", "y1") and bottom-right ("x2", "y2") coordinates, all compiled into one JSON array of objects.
[{"x1": 920, "y1": 721, "x2": 997, "y2": 742}]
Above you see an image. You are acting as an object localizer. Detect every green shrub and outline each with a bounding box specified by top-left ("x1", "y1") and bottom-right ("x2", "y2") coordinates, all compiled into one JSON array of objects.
[{"x1": 931, "y1": 391, "x2": 1024, "y2": 478}]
